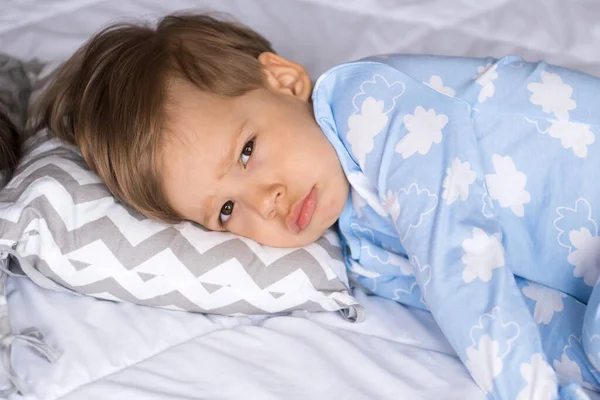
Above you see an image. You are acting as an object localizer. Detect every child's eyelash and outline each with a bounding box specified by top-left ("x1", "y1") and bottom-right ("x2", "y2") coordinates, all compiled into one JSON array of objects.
[
  {"x1": 217, "y1": 135, "x2": 258, "y2": 229},
  {"x1": 240, "y1": 135, "x2": 256, "y2": 167},
  {"x1": 218, "y1": 200, "x2": 234, "y2": 228}
]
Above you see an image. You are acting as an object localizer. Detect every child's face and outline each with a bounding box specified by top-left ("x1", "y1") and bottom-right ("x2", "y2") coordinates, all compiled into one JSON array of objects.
[{"x1": 161, "y1": 54, "x2": 349, "y2": 248}]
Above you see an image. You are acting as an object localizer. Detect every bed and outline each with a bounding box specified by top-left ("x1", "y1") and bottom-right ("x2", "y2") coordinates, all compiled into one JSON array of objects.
[{"x1": 2, "y1": 1, "x2": 599, "y2": 399}]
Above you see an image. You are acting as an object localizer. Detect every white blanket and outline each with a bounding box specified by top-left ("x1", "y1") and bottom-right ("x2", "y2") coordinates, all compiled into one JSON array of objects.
[{"x1": 8, "y1": 277, "x2": 482, "y2": 400}]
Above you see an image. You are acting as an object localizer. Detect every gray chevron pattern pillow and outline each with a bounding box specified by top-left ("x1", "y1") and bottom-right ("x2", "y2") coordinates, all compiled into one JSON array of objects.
[{"x1": 0, "y1": 134, "x2": 362, "y2": 320}]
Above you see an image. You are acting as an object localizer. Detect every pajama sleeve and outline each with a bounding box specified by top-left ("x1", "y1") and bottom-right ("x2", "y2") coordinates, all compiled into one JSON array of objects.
[{"x1": 313, "y1": 58, "x2": 586, "y2": 399}]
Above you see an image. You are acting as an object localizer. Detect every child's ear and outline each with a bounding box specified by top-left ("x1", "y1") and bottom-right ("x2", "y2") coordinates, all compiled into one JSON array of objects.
[{"x1": 258, "y1": 52, "x2": 311, "y2": 101}]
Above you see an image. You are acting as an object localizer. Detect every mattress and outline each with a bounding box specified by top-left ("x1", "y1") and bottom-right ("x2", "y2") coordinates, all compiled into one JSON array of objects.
[{"x1": 2, "y1": 1, "x2": 599, "y2": 399}]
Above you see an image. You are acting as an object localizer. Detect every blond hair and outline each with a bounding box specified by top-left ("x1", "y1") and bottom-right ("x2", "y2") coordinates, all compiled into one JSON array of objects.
[{"x1": 37, "y1": 13, "x2": 274, "y2": 222}]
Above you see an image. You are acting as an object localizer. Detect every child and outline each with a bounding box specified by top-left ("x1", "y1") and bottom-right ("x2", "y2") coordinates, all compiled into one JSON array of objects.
[{"x1": 36, "y1": 14, "x2": 599, "y2": 400}]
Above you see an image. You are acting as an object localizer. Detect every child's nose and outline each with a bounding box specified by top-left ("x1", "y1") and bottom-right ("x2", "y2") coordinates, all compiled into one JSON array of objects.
[{"x1": 254, "y1": 184, "x2": 285, "y2": 220}]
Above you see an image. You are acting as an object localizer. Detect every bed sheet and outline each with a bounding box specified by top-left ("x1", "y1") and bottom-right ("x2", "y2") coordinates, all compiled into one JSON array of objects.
[{"x1": 7, "y1": 276, "x2": 484, "y2": 400}]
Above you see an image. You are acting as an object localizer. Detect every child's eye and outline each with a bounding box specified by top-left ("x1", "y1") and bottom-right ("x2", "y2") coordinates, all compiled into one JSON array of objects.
[
  {"x1": 219, "y1": 200, "x2": 234, "y2": 226},
  {"x1": 240, "y1": 139, "x2": 254, "y2": 167}
]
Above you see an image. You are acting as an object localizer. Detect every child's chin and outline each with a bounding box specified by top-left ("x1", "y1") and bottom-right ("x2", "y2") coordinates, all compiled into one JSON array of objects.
[
  {"x1": 256, "y1": 228, "x2": 324, "y2": 249},
  {"x1": 286, "y1": 227, "x2": 333, "y2": 248}
]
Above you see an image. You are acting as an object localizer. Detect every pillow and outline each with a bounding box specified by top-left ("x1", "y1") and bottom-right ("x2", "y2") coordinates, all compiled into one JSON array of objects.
[{"x1": 0, "y1": 134, "x2": 362, "y2": 321}]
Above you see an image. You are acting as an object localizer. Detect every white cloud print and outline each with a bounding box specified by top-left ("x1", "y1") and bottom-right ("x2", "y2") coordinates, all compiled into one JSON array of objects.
[
  {"x1": 347, "y1": 74, "x2": 406, "y2": 169},
  {"x1": 352, "y1": 74, "x2": 406, "y2": 114},
  {"x1": 567, "y1": 227, "x2": 600, "y2": 286},
  {"x1": 351, "y1": 187, "x2": 368, "y2": 218},
  {"x1": 442, "y1": 158, "x2": 477, "y2": 205},
  {"x1": 485, "y1": 154, "x2": 531, "y2": 217},
  {"x1": 482, "y1": 193, "x2": 494, "y2": 218},
  {"x1": 554, "y1": 354, "x2": 585, "y2": 390},
  {"x1": 395, "y1": 106, "x2": 448, "y2": 159},
  {"x1": 475, "y1": 63, "x2": 498, "y2": 103},
  {"x1": 383, "y1": 190, "x2": 401, "y2": 222},
  {"x1": 547, "y1": 119, "x2": 595, "y2": 159},
  {"x1": 348, "y1": 172, "x2": 387, "y2": 218},
  {"x1": 584, "y1": 331, "x2": 600, "y2": 374},
  {"x1": 389, "y1": 252, "x2": 414, "y2": 276},
  {"x1": 465, "y1": 307, "x2": 520, "y2": 393},
  {"x1": 521, "y1": 282, "x2": 566, "y2": 324},
  {"x1": 411, "y1": 256, "x2": 431, "y2": 306},
  {"x1": 462, "y1": 228, "x2": 505, "y2": 283},
  {"x1": 555, "y1": 199, "x2": 600, "y2": 287},
  {"x1": 553, "y1": 335, "x2": 598, "y2": 391},
  {"x1": 395, "y1": 183, "x2": 438, "y2": 241},
  {"x1": 517, "y1": 353, "x2": 558, "y2": 400},
  {"x1": 392, "y1": 276, "x2": 421, "y2": 303},
  {"x1": 347, "y1": 97, "x2": 389, "y2": 169},
  {"x1": 555, "y1": 198, "x2": 598, "y2": 251},
  {"x1": 424, "y1": 75, "x2": 456, "y2": 97},
  {"x1": 527, "y1": 71, "x2": 576, "y2": 120},
  {"x1": 526, "y1": 117, "x2": 595, "y2": 159},
  {"x1": 465, "y1": 334, "x2": 503, "y2": 393},
  {"x1": 362, "y1": 245, "x2": 414, "y2": 276}
]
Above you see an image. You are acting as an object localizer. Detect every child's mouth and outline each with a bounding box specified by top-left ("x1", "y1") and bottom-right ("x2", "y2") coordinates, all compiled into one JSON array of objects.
[{"x1": 287, "y1": 187, "x2": 318, "y2": 234}]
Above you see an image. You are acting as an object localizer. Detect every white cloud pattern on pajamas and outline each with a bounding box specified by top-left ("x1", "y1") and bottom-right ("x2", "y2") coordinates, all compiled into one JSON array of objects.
[
  {"x1": 395, "y1": 106, "x2": 448, "y2": 159},
  {"x1": 546, "y1": 120, "x2": 595, "y2": 159},
  {"x1": 465, "y1": 308, "x2": 521, "y2": 394},
  {"x1": 351, "y1": 187, "x2": 368, "y2": 218},
  {"x1": 347, "y1": 74, "x2": 405, "y2": 169},
  {"x1": 485, "y1": 154, "x2": 531, "y2": 217},
  {"x1": 383, "y1": 190, "x2": 401, "y2": 222},
  {"x1": 424, "y1": 75, "x2": 456, "y2": 97},
  {"x1": 554, "y1": 353, "x2": 585, "y2": 389},
  {"x1": 465, "y1": 335, "x2": 503, "y2": 392},
  {"x1": 527, "y1": 71, "x2": 576, "y2": 121},
  {"x1": 469, "y1": 308, "x2": 521, "y2": 358},
  {"x1": 392, "y1": 275, "x2": 422, "y2": 304},
  {"x1": 481, "y1": 193, "x2": 494, "y2": 218},
  {"x1": 388, "y1": 252, "x2": 413, "y2": 276},
  {"x1": 362, "y1": 245, "x2": 413, "y2": 277},
  {"x1": 567, "y1": 228, "x2": 600, "y2": 286},
  {"x1": 554, "y1": 199, "x2": 600, "y2": 286},
  {"x1": 517, "y1": 353, "x2": 558, "y2": 400},
  {"x1": 553, "y1": 335, "x2": 598, "y2": 391},
  {"x1": 410, "y1": 256, "x2": 431, "y2": 306},
  {"x1": 348, "y1": 173, "x2": 387, "y2": 217},
  {"x1": 521, "y1": 282, "x2": 566, "y2": 325},
  {"x1": 395, "y1": 183, "x2": 439, "y2": 241},
  {"x1": 585, "y1": 333, "x2": 600, "y2": 375},
  {"x1": 461, "y1": 228, "x2": 505, "y2": 283},
  {"x1": 442, "y1": 158, "x2": 477, "y2": 205},
  {"x1": 347, "y1": 97, "x2": 389, "y2": 169},
  {"x1": 475, "y1": 63, "x2": 498, "y2": 103}
]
